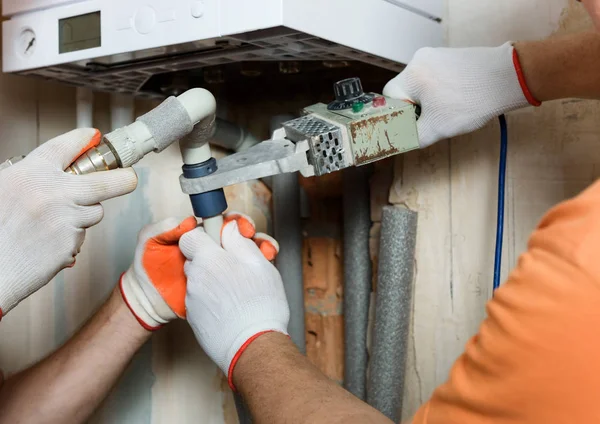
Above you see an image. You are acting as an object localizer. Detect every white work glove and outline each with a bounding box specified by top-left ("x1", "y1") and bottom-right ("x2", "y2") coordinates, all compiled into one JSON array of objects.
[
  {"x1": 383, "y1": 42, "x2": 540, "y2": 147},
  {"x1": 0, "y1": 128, "x2": 137, "y2": 318},
  {"x1": 180, "y1": 220, "x2": 288, "y2": 389}
]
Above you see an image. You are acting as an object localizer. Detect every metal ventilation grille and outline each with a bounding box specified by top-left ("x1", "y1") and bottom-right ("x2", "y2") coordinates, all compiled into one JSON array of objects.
[
  {"x1": 313, "y1": 129, "x2": 346, "y2": 175},
  {"x1": 283, "y1": 115, "x2": 338, "y2": 139},
  {"x1": 19, "y1": 27, "x2": 403, "y2": 99},
  {"x1": 282, "y1": 115, "x2": 348, "y2": 175}
]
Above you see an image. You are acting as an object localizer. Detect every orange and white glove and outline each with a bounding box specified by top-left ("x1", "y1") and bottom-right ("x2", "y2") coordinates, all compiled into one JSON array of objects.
[
  {"x1": 0, "y1": 128, "x2": 137, "y2": 318},
  {"x1": 120, "y1": 212, "x2": 277, "y2": 331},
  {"x1": 120, "y1": 216, "x2": 198, "y2": 330},
  {"x1": 180, "y1": 217, "x2": 286, "y2": 389}
]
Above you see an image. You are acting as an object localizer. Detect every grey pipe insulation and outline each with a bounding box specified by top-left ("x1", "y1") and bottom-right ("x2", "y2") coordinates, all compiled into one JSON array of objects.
[
  {"x1": 342, "y1": 165, "x2": 373, "y2": 400},
  {"x1": 367, "y1": 206, "x2": 418, "y2": 421}
]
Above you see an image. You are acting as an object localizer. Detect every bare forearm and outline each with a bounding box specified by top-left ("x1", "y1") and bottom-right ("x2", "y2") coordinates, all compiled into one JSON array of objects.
[
  {"x1": 0, "y1": 287, "x2": 151, "y2": 424},
  {"x1": 234, "y1": 333, "x2": 392, "y2": 424},
  {"x1": 515, "y1": 31, "x2": 600, "y2": 102}
]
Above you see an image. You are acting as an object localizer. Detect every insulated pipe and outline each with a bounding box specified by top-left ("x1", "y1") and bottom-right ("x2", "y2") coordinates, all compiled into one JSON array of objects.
[
  {"x1": 367, "y1": 206, "x2": 418, "y2": 422},
  {"x1": 343, "y1": 165, "x2": 373, "y2": 400},
  {"x1": 68, "y1": 89, "x2": 212, "y2": 174},
  {"x1": 76, "y1": 88, "x2": 93, "y2": 128},
  {"x1": 270, "y1": 115, "x2": 305, "y2": 353}
]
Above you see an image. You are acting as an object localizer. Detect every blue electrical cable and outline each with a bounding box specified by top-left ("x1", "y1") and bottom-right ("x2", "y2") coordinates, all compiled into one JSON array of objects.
[{"x1": 493, "y1": 115, "x2": 508, "y2": 291}]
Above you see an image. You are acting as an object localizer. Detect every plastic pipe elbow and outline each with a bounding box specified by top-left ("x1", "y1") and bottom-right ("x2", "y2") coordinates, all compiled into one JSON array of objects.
[
  {"x1": 178, "y1": 89, "x2": 218, "y2": 165},
  {"x1": 177, "y1": 88, "x2": 217, "y2": 125}
]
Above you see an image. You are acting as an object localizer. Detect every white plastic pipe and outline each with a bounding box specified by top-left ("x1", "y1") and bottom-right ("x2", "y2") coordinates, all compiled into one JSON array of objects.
[
  {"x1": 177, "y1": 88, "x2": 221, "y2": 242},
  {"x1": 204, "y1": 216, "x2": 224, "y2": 243},
  {"x1": 110, "y1": 93, "x2": 135, "y2": 131},
  {"x1": 177, "y1": 88, "x2": 216, "y2": 124},
  {"x1": 211, "y1": 118, "x2": 260, "y2": 152},
  {"x1": 180, "y1": 139, "x2": 212, "y2": 164},
  {"x1": 178, "y1": 88, "x2": 217, "y2": 165},
  {"x1": 76, "y1": 87, "x2": 94, "y2": 128}
]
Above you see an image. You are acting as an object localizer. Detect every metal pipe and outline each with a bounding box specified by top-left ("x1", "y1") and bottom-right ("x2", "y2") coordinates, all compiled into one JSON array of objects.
[
  {"x1": 76, "y1": 87, "x2": 93, "y2": 128},
  {"x1": 367, "y1": 206, "x2": 418, "y2": 422},
  {"x1": 342, "y1": 165, "x2": 372, "y2": 400},
  {"x1": 270, "y1": 115, "x2": 306, "y2": 353}
]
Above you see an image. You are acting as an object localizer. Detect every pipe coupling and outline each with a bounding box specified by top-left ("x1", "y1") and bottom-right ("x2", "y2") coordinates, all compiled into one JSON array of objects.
[{"x1": 66, "y1": 142, "x2": 118, "y2": 175}]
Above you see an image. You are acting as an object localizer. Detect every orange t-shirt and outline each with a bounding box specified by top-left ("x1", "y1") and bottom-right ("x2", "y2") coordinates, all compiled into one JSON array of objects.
[{"x1": 413, "y1": 179, "x2": 600, "y2": 424}]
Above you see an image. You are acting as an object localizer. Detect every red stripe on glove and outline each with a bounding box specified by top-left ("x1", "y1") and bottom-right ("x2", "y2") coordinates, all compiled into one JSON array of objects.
[
  {"x1": 512, "y1": 48, "x2": 542, "y2": 107},
  {"x1": 228, "y1": 330, "x2": 275, "y2": 391},
  {"x1": 118, "y1": 274, "x2": 163, "y2": 332}
]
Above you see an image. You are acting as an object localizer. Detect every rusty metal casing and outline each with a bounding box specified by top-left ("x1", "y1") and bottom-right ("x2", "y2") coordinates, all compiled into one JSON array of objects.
[{"x1": 297, "y1": 98, "x2": 419, "y2": 174}]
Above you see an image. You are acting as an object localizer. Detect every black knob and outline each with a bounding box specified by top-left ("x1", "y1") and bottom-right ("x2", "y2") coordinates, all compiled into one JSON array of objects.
[{"x1": 334, "y1": 78, "x2": 364, "y2": 102}]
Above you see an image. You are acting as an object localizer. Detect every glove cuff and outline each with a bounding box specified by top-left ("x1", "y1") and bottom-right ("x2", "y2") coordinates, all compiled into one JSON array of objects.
[
  {"x1": 208, "y1": 296, "x2": 289, "y2": 389},
  {"x1": 511, "y1": 46, "x2": 541, "y2": 107},
  {"x1": 484, "y1": 42, "x2": 534, "y2": 116},
  {"x1": 119, "y1": 271, "x2": 174, "y2": 331}
]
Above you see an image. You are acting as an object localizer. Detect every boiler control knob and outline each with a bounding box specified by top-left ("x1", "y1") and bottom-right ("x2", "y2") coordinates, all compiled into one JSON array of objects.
[
  {"x1": 328, "y1": 77, "x2": 375, "y2": 111},
  {"x1": 334, "y1": 77, "x2": 364, "y2": 101}
]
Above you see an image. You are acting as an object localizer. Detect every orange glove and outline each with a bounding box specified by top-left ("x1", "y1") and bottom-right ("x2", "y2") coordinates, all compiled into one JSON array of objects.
[
  {"x1": 223, "y1": 212, "x2": 279, "y2": 261},
  {"x1": 120, "y1": 213, "x2": 278, "y2": 331}
]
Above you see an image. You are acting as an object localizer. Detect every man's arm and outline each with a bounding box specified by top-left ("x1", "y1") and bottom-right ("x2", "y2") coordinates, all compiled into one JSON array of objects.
[
  {"x1": 383, "y1": 30, "x2": 600, "y2": 147},
  {"x1": 0, "y1": 287, "x2": 150, "y2": 424},
  {"x1": 180, "y1": 222, "x2": 391, "y2": 424},
  {"x1": 516, "y1": 31, "x2": 600, "y2": 101},
  {"x1": 0, "y1": 216, "x2": 199, "y2": 424},
  {"x1": 234, "y1": 332, "x2": 392, "y2": 424}
]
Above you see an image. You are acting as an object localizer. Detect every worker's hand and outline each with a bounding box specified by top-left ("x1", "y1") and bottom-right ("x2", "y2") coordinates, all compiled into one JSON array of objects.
[
  {"x1": 180, "y1": 220, "x2": 287, "y2": 389},
  {"x1": 0, "y1": 128, "x2": 137, "y2": 318},
  {"x1": 121, "y1": 212, "x2": 278, "y2": 331},
  {"x1": 383, "y1": 42, "x2": 539, "y2": 147},
  {"x1": 120, "y1": 216, "x2": 198, "y2": 330}
]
